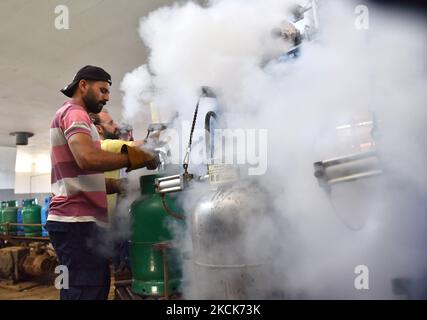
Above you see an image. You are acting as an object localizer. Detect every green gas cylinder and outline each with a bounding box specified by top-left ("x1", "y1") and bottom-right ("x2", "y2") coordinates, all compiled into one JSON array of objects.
[
  {"x1": 129, "y1": 174, "x2": 184, "y2": 297},
  {"x1": 2, "y1": 200, "x2": 18, "y2": 235},
  {"x1": 22, "y1": 199, "x2": 42, "y2": 237},
  {"x1": 0, "y1": 201, "x2": 6, "y2": 234}
]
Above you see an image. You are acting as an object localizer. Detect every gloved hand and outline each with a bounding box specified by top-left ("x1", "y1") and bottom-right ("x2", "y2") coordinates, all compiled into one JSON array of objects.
[
  {"x1": 117, "y1": 178, "x2": 128, "y2": 198},
  {"x1": 121, "y1": 145, "x2": 161, "y2": 172},
  {"x1": 105, "y1": 178, "x2": 128, "y2": 196}
]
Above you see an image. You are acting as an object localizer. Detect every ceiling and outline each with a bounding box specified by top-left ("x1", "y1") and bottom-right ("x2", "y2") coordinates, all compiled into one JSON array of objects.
[{"x1": 0, "y1": 0, "x2": 175, "y2": 158}]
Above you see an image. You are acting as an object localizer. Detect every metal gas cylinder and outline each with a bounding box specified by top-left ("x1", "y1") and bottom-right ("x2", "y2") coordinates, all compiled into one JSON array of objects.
[
  {"x1": 129, "y1": 174, "x2": 183, "y2": 297},
  {"x1": 17, "y1": 201, "x2": 24, "y2": 236},
  {"x1": 0, "y1": 201, "x2": 6, "y2": 234},
  {"x1": 153, "y1": 93, "x2": 276, "y2": 299},
  {"x1": 21, "y1": 242, "x2": 57, "y2": 277},
  {"x1": 191, "y1": 173, "x2": 273, "y2": 299},
  {"x1": 22, "y1": 199, "x2": 42, "y2": 237},
  {"x1": 0, "y1": 242, "x2": 57, "y2": 282},
  {"x1": 41, "y1": 196, "x2": 51, "y2": 237},
  {"x1": 190, "y1": 111, "x2": 273, "y2": 299},
  {"x1": 2, "y1": 201, "x2": 18, "y2": 235}
]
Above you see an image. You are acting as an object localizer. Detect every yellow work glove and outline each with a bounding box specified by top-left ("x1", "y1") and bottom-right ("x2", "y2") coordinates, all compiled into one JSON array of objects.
[{"x1": 121, "y1": 145, "x2": 160, "y2": 172}]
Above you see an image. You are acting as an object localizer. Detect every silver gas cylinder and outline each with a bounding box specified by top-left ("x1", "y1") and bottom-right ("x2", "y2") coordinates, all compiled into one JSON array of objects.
[
  {"x1": 191, "y1": 173, "x2": 274, "y2": 299},
  {"x1": 155, "y1": 99, "x2": 278, "y2": 299}
]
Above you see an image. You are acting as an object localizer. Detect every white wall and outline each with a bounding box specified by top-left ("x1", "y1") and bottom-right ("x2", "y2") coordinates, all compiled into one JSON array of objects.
[
  {"x1": 0, "y1": 146, "x2": 16, "y2": 189},
  {"x1": 13, "y1": 148, "x2": 51, "y2": 194},
  {"x1": 14, "y1": 172, "x2": 51, "y2": 194}
]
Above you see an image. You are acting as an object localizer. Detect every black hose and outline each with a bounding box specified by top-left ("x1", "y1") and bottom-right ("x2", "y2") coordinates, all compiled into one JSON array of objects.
[{"x1": 205, "y1": 111, "x2": 217, "y2": 165}]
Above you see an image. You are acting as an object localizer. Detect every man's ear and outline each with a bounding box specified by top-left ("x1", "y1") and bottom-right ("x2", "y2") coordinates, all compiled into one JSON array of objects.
[
  {"x1": 78, "y1": 79, "x2": 89, "y2": 92},
  {"x1": 95, "y1": 124, "x2": 103, "y2": 136}
]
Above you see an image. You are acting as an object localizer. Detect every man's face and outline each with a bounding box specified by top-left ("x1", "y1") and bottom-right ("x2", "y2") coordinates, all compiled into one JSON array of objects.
[
  {"x1": 97, "y1": 112, "x2": 119, "y2": 140},
  {"x1": 81, "y1": 80, "x2": 110, "y2": 114}
]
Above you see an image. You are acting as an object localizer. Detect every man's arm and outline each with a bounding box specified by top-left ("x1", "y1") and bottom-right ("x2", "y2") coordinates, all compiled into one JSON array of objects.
[
  {"x1": 129, "y1": 140, "x2": 144, "y2": 147},
  {"x1": 68, "y1": 133, "x2": 130, "y2": 171}
]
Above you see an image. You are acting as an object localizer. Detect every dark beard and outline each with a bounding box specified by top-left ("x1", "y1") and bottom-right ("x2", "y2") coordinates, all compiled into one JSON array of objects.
[
  {"x1": 104, "y1": 130, "x2": 120, "y2": 140},
  {"x1": 83, "y1": 90, "x2": 104, "y2": 114}
]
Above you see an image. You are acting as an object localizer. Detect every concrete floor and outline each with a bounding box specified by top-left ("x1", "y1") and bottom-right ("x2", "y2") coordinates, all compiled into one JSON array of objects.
[
  {"x1": 0, "y1": 279, "x2": 115, "y2": 300},
  {"x1": 0, "y1": 283, "x2": 59, "y2": 300}
]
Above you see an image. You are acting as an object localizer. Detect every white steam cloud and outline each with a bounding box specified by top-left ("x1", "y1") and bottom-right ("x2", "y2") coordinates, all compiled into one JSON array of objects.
[{"x1": 120, "y1": 0, "x2": 427, "y2": 299}]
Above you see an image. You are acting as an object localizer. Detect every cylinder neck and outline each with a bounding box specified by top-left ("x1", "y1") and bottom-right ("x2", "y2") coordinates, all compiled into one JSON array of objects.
[
  {"x1": 23, "y1": 199, "x2": 36, "y2": 206},
  {"x1": 139, "y1": 175, "x2": 158, "y2": 195},
  {"x1": 6, "y1": 201, "x2": 17, "y2": 207}
]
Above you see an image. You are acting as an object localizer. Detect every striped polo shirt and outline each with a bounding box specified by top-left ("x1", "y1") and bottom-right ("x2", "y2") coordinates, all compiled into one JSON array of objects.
[{"x1": 48, "y1": 100, "x2": 108, "y2": 227}]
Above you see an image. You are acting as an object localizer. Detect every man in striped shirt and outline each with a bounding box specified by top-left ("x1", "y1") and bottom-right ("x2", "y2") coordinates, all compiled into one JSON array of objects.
[{"x1": 47, "y1": 65, "x2": 159, "y2": 300}]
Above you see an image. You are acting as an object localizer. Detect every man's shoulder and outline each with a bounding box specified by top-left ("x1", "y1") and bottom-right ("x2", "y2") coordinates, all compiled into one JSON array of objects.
[
  {"x1": 58, "y1": 101, "x2": 86, "y2": 117},
  {"x1": 52, "y1": 101, "x2": 90, "y2": 126}
]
